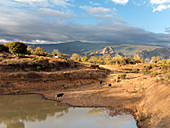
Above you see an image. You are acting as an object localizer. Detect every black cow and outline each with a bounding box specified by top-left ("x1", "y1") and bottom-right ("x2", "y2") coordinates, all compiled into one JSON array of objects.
[
  {"x1": 108, "y1": 84, "x2": 112, "y2": 87},
  {"x1": 100, "y1": 81, "x2": 103, "y2": 84},
  {"x1": 56, "y1": 93, "x2": 64, "y2": 98}
]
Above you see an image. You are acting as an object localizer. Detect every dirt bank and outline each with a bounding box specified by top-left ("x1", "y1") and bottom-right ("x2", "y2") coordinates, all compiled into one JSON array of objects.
[{"x1": 0, "y1": 64, "x2": 169, "y2": 128}]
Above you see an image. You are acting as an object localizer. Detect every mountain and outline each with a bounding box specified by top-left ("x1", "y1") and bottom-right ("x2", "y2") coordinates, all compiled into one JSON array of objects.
[
  {"x1": 137, "y1": 48, "x2": 170, "y2": 60},
  {"x1": 29, "y1": 41, "x2": 169, "y2": 60},
  {"x1": 87, "y1": 46, "x2": 116, "y2": 57}
]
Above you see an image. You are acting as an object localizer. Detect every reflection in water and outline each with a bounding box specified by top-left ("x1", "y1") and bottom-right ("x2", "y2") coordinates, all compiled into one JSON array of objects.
[
  {"x1": 0, "y1": 95, "x2": 137, "y2": 128},
  {"x1": 0, "y1": 95, "x2": 68, "y2": 128}
]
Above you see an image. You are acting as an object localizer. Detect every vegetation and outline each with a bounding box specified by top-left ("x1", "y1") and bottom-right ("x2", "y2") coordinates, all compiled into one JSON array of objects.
[
  {"x1": 151, "y1": 56, "x2": 160, "y2": 63},
  {"x1": 0, "y1": 44, "x2": 9, "y2": 53},
  {"x1": 119, "y1": 73, "x2": 127, "y2": 79},
  {"x1": 32, "y1": 47, "x2": 48, "y2": 56},
  {"x1": 52, "y1": 49, "x2": 63, "y2": 57},
  {"x1": 0, "y1": 41, "x2": 170, "y2": 75},
  {"x1": 31, "y1": 41, "x2": 166, "y2": 60},
  {"x1": 70, "y1": 53, "x2": 81, "y2": 61},
  {"x1": 81, "y1": 56, "x2": 88, "y2": 62},
  {"x1": 9, "y1": 41, "x2": 27, "y2": 56},
  {"x1": 150, "y1": 72, "x2": 158, "y2": 77}
]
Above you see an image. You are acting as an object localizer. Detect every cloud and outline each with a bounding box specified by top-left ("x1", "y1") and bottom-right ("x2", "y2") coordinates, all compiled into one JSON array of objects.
[
  {"x1": 165, "y1": 27, "x2": 170, "y2": 33},
  {"x1": 111, "y1": 0, "x2": 129, "y2": 5},
  {"x1": 13, "y1": 0, "x2": 71, "y2": 8},
  {"x1": 0, "y1": 1, "x2": 170, "y2": 46},
  {"x1": 153, "y1": 4, "x2": 170, "y2": 12},
  {"x1": 39, "y1": 8, "x2": 75, "y2": 19},
  {"x1": 150, "y1": 0, "x2": 170, "y2": 11},
  {"x1": 79, "y1": 6, "x2": 116, "y2": 19},
  {"x1": 0, "y1": 7, "x2": 170, "y2": 47},
  {"x1": 89, "y1": 1, "x2": 100, "y2": 6},
  {"x1": 150, "y1": 0, "x2": 170, "y2": 5}
]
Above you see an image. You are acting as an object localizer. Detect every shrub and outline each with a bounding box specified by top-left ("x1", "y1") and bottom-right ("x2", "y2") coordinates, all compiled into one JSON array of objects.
[
  {"x1": 52, "y1": 49, "x2": 63, "y2": 57},
  {"x1": 33, "y1": 47, "x2": 48, "y2": 56},
  {"x1": 81, "y1": 56, "x2": 88, "y2": 62},
  {"x1": 9, "y1": 41, "x2": 27, "y2": 56},
  {"x1": 36, "y1": 66, "x2": 41, "y2": 71},
  {"x1": 132, "y1": 54, "x2": 143, "y2": 64},
  {"x1": 0, "y1": 44, "x2": 9, "y2": 53},
  {"x1": 119, "y1": 73, "x2": 126, "y2": 79},
  {"x1": 131, "y1": 68, "x2": 140, "y2": 73},
  {"x1": 150, "y1": 72, "x2": 158, "y2": 77},
  {"x1": 0, "y1": 57, "x2": 3, "y2": 61},
  {"x1": 88, "y1": 56, "x2": 104, "y2": 64},
  {"x1": 60, "y1": 84, "x2": 68, "y2": 89},
  {"x1": 139, "y1": 112, "x2": 151, "y2": 122},
  {"x1": 70, "y1": 53, "x2": 81, "y2": 61},
  {"x1": 142, "y1": 67, "x2": 150, "y2": 75},
  {"x1": 112, "y1": 54, "x2": 123, "y2": 64},
  {"x1": 151, "y1": 56, "x2": 160, "y2": 63},
  {"x1": 90, "y1": 64, "x2": 99, "y2": 69},
  {"x1": 123, "y1": 57, "x2": 131, "y2": 64}
]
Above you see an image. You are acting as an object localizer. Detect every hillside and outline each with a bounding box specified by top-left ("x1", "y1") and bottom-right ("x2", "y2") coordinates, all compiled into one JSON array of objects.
[
  {"x1": 138, "y1": 47, "x2": 170, "y2": 60},
  {"x1": 30, "y1": 41, "x2": 169, "y2": 59}
]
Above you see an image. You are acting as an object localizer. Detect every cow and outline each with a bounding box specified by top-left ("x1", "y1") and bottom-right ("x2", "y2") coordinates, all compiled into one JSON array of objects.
[
  {"x1": 55, "y1": 93, "x2": 64, "y2": 98},
  {"x1": 108, "y1": 84, "x2": 112, "y2": 87}
]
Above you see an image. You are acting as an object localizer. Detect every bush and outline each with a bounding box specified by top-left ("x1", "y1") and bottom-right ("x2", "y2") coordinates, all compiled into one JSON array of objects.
[
  {"x1": 151, "y1": 56, "x2": 160, "y2": 63},
  {"x1": 33, "y1": 47, "x2": 48, "y2": 56},
  {"x1": 88, "y1": 56, "x2": 104, "y2": 64},
  {"x1": 70, "y1": 53, "x2": 81, "y2": 61},
  {"x1": 9, "y1": 41, "x2": 27, "y2": 56},
  {"x1": 142, "y1": 66, "x2": 150, "y2": 75},
  {"x1": 123, "y1": 57, "x2": 131, "y2": 64},
  {"x1": 81, "y1": 56, "x2": 88, "y2": 62},
  {"x1": 36, "y1": 66, "x2": 41, "y2": 71},
  {"x1": 0, "y1": 44, "x2": 9, "y2": 53},
  {"x1": 150, "y1": 72, "x2": 158, "y2": 77},
  {"x1": 139, "y1": 112, "x2": 151, "y2": 122},
  {"x1": 131, "y1": 68, "x2": 140, "y2": 73},
  {"x1": 119, "y1": 73, "x2": 126, "y2": 79},
  {"x1": 90, "y1": 64, "x2": 99, "y2": 69}
]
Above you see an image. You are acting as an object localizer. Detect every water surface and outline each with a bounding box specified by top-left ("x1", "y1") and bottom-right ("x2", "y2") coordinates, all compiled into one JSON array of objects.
[{"x1": 0, "y1": 95, "x2": 137, "y2": 128}]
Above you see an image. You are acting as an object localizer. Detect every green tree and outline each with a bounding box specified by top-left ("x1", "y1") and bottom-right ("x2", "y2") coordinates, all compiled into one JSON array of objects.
[
  {"x1": 9, "y1": 41, "x2": 27, "y2": 56},
  {"x1": 52, "y1": 49, "x2": 62, "y2": 57},
  {"x1": 112, "y1": 54, "x2": 123, "y2": 64},
  {"x1": 0, "y1": 43, "x2": 9, "y2": 53},
  {"x1": 70, "y1": 53, "x2": 81, "y2": 61},
  {"x1": 102, "y1": 54, "x2": 113, "y2": 64},
  {"x1": 81, "y1": 56, "x2": 88, "y2": 62},
  {"x1": 151, "y1": 56, "x2": 160, "y2": 63},
  {"x1": 123, "y1": 57, "x2": 131, "y2": 64},
  {"x1": 88, "y1": 56, "x2": 104, "y2": 64},
  {"x1": 33, "y1": 47, "x2": 48, "y2": 56}
]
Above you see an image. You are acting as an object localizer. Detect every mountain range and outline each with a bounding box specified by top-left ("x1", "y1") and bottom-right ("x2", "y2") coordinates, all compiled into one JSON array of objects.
[{"x1": 30, "y1": 41, "x2": 170, "y2": 60}]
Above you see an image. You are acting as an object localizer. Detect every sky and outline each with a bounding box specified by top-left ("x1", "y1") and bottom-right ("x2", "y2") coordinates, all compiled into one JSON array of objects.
[{"x1": 0, "y1": 0, "x2": 170, "y2": 46}]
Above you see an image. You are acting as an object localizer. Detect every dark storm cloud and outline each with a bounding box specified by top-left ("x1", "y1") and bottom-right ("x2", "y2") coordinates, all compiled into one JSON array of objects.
[{"x1": 0, "y1": 6, "x2": 170, "y2": 46}]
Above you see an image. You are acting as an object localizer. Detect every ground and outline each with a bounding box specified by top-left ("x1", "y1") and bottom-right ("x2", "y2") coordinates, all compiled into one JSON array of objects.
[{"x1": 0, "y1": 60, "x2": 169, "y2": 128}]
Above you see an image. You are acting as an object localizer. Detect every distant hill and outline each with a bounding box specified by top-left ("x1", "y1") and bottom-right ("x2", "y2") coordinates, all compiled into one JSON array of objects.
[
  {"x1": 137, "y1": 48, "x2": 170, "y2": 60},
  {"x1": 29, "y1": 41, "x2": 169, "y2": 60}
]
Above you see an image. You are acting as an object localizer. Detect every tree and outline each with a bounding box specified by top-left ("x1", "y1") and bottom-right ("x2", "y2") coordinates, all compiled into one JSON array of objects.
[
  {"x1": 70, "y1": 53, "x2": 81, "y2": 61},
  {"x1": 112, "y1": 54, "x2": 123, "y2": 64},
  {"x1": 102, "y1": 54, "x2": 112, "y2": 64},
  {"x1": 52, "y1": 49, "x2": 62, "y2": 57},
  {"x1": 151, "y1": 56, "x2": 160, "y2": 63},
  {"x1": 33, "y1": 47, "x2": 48, "y2": 56},
  {"x1": 81, "y1": 56, "x2": 88, "y2": 62},
  {"x1": 9, "y1": 41, "x2": 27, "y2": 56},
  {"x1": 0, "y1": 43, "x2": 9, "y2": 53}
]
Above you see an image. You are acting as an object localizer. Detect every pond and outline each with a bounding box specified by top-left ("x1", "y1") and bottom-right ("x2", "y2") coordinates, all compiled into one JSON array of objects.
[{"x1": 0, "y1": 95, "x2": 138, "y2": 128}]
